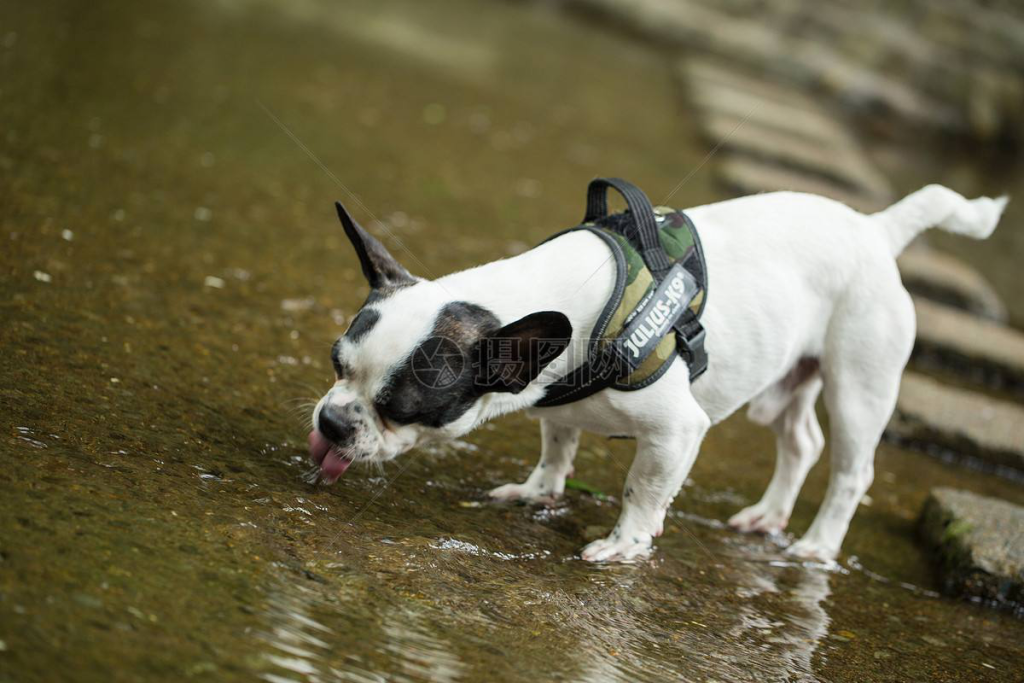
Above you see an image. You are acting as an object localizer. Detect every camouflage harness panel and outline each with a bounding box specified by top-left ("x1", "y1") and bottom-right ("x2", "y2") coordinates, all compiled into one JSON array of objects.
[
  {"x1": 534, "y1": 201, "x2": 708, "y2": 408},
  {"x1": 589, "y1": 206, "x2": 706, "y2": 389}
]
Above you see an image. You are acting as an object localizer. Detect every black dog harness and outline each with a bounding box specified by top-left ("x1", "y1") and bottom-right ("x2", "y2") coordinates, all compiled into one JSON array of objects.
[{"x1": 535, "y1": 178, "x2": 708, "y2": 407}]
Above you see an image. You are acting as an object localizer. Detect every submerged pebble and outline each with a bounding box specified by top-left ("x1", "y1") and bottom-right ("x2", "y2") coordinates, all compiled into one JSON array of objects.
[{"x1": 281, "y1": 297, "x2": 315, "y2": 313}]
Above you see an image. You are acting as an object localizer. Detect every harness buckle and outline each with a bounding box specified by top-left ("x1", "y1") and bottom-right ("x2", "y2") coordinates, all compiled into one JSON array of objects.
[{"x1": 678, "y1": 324, "x2": 708, "y2": 381}]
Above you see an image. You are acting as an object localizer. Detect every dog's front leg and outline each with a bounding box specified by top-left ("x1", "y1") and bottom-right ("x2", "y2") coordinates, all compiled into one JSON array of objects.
[
  {"x1": 489, "y1": 419, "x2": 580, "y2": 504},
  {"x1": 581, "y1": 414, "x2": 709, "y2": 563}
]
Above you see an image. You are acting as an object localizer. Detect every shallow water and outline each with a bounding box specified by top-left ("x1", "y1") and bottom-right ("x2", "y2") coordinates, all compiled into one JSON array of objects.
[{"x1": 1, "y1": 0, "x2": 1023, "y2": 681}]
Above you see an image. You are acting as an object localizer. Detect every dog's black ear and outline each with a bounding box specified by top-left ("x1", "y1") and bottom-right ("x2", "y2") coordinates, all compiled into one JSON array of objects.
[
  {"x1": 475, "y1": 311, "x2": 572, "y2": 394},
  {"x1": 336, "y1": 201, "x2": 416, "y2": 289}
]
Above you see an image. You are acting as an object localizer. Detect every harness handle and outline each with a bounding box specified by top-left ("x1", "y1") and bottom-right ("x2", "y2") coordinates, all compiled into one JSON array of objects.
[{"x1": 584, "y1": 178, "x2": 671, "y2": 275}]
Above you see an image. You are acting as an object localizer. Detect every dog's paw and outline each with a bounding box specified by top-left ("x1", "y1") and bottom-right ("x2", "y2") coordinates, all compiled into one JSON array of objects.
[
  {"x1": 786, "y1": 538, "x2": 838, "y2": 562},
  {"x1": 728, "y1": 504, "x2": 789, "y2": 535},
  {"x1": 488, "y1": 482, "x2": 557, "y2": 505},
  {"x1": 580, "y1": 532, "x2": 653, "y2": 563}
]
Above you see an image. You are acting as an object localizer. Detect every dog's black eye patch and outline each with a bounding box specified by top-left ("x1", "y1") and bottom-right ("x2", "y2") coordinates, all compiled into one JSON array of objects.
[
  {"x1": 345, "y1": 308, "x2": 380, "y2": 343},
  {"x1": 372, "y1": 301, "x2": 500, "y2": 428},
  {"x1": 331, "y1": 308, "x2": 379, "y2": 377},
  {"x1": 330, "y1": 339, "x2": 349, "y2": 378},
  {"x1": 374, "y1": 389, "x2": 421, "y2": 425}
]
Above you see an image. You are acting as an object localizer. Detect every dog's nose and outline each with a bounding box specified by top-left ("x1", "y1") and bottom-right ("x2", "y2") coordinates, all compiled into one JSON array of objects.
[{"x1": 318, "y1": 403, "x2": 355, "y2": 446}]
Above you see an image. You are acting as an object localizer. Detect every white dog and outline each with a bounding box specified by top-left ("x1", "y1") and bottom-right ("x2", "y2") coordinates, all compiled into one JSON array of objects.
[{"x1": 308, "y1": 184, "x2": 1005, "y2": 562}]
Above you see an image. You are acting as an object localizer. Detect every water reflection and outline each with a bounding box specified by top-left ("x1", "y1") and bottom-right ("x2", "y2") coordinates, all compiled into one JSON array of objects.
[
  {"x1": 730, "y1": 558, "x2": 832, "y2": 681},
  {"x1": 381, "y1": 608, "x2": 466, "y2": 683},
  {"x1": 259, "y1": 582, "x2": 337, "y2": 683},
  {"x1": 258, "y1": 579, "x2": 467, "y2": 683},
  {"x1": 251, "y1": 526, "x2": 842, "y2": 682}
]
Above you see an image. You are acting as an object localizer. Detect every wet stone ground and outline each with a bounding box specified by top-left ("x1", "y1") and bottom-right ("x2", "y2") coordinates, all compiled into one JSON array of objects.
[{"x1": 1, "y1": 0, "x2": 1023, "y2": 681}]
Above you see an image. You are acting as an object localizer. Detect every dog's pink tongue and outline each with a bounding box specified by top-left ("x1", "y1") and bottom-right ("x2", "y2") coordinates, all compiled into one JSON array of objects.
[
  {"x1": 308, "y1": 430, "x2": 353, "y2": 483},
  {"x1": 319, "y1": 450, "x2": 352, "y2": 483},
  {"x1": 308, "y1": 430, "x2": 332, "y2": 466}
]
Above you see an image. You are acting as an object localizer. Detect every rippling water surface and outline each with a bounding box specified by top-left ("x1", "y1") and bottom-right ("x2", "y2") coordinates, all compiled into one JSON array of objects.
[{"x1": 1, "y1": 0, "x2": 1023, "y2": 680}]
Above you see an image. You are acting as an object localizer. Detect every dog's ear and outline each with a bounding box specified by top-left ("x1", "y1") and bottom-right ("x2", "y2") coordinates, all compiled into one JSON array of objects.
[
  {"x1": 475, "y1": 311, "x2": 572, "y2": 394},
  {"x1": 336, "y1": 201, "x2": 416, "y2": 289}
]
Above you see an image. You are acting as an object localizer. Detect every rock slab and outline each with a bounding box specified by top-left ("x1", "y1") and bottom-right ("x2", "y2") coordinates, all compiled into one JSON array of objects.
[
  {"x1": 919, "y1": 487, "x2": 1024, "y2": 612},
  {"x1": 679, "y1": 58, "x2": 893, "y2": 213},
  {"x1": 890, "y1": 373, "x2": 1024, "y2": 474},
  {"x1": 570, "y1": 0, "x2": 1024, "y2": 141},
  {"x1": 898, "y1": 246, "x2": 1007, "y2": 322},
  {"x1": 716, "y1": 155, "x2": 882, "y2": 214},
  {"x1": 913, "y1": 297, "x2": 1024, "y2": 394}
]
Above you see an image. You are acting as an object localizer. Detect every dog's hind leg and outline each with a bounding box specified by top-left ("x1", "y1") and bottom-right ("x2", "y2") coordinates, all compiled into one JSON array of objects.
[
  {"x1": 489, "y1": 420, "x2": 580, "y2": 504},
  {"x1": 729, "y1": 361, "x2": 824, "y2": 535},
  {"x1": 787, "y1": 278, "x2": 915, "y2": 561}
]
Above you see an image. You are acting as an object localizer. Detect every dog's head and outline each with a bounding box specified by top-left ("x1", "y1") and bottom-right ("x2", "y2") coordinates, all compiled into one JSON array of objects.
[{"x1": 308, "y1": 202, "x2": 572, "y2": 482}]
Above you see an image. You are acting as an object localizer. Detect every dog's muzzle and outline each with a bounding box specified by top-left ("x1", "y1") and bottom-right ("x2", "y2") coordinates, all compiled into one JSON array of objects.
[{"x1": 317, "y1": 403, "x2": 355, "y2": 445}]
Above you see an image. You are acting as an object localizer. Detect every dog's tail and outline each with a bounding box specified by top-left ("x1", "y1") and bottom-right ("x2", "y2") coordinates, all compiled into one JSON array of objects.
[{"x1": 872, "y1": 184, "x2": 1007, "y2": 257}]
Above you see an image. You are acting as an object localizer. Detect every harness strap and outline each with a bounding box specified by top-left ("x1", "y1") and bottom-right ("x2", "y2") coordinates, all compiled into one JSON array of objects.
[
  {"x1": 585, "y1": 178, "x2": 672, "y2": 276},
  {"x1": 669, "y1": 210, "x2": 710, "y2": 379}
]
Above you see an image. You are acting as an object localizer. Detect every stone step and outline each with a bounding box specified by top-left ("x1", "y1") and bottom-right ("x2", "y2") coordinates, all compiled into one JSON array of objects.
[
  {"x1": 682, "y1": 58, "x2": 892, "y2": 203},
  {"x1": 919, "y1": 488, "x2": 1024, "y2": 613},
  {"x1": 682, "y1": 64, "x2": 854, "y2": 148},
  {"x1": 715, "y1": 154, "x2": 884, "y2": 213},
  {"x1": 898, "y1": 247, "x2": 1008, "y2": 322},
  {"x1": 699, "y1": 113, "x2": 892, "y2": 200},
  {"x1": 683, "y1": 58, "x2": 895, "y2": 214},
  {"x1": 570, "y1": 0, "x2": 960, "y2": 131},
  {"x1": 681, "y1": 59, "x2": 853, "y2": 142},
  {"x1": 913, "y1": 297, "x2": 1024, "y2": 394},
  {"x1": 889, "y1": 373, "x2": 1024, "y2": 474}
]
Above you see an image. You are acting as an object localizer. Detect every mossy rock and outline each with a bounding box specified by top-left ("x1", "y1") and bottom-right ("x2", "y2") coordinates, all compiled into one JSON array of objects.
[{"x1": 919, "y1": 487, "x2": 1024, "y2": 613}]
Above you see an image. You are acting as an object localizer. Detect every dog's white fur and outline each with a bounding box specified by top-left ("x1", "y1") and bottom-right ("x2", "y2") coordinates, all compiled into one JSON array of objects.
[{"x1": 316, "y1": 185, "x2": 1006, "y2": 562}]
